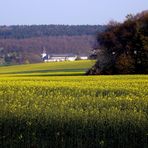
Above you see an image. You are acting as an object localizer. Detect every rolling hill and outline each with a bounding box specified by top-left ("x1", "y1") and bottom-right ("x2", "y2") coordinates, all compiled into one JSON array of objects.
[
  {"x1": 0, "y1": 25, "x2": 106, "y2": 65},
  {"x1": 0, "y1": 60, "x2": 95, "y2": 76}
]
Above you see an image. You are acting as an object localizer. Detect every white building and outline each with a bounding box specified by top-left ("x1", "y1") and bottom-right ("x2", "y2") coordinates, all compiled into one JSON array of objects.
[
  {"x1": 80, "y1": 56, "x2": 88, "y2": 60},
  {"x1": 42, "y1": 53, "x2": 78, "y2": 62},
  {"x1": 41, "y1": 51, "x2": 88, "y2": 62}
]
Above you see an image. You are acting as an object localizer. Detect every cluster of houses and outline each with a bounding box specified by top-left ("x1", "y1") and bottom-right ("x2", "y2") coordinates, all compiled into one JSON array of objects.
[{"x1": 41, "y1": 51, "x2": 88, "y2": 62}]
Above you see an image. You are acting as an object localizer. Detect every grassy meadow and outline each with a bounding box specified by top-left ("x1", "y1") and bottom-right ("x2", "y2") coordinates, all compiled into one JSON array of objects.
[
  {"x1": 0, "y1": 60, "x2": 95, "y2": 76},
  {"x1": 0, "y1": 60, "x2": 148, "y2": 147}
]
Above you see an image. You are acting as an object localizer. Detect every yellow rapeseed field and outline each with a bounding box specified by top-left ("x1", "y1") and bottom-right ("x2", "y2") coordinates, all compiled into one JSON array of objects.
[{"x1": 0, "y1": 61, "x2": 148, "y2": 147}]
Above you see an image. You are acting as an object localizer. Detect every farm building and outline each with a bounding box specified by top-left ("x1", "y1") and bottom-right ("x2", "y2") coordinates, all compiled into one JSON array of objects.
[{"x1": 41, "y1": 52, "x2": 88, "y2": 62}]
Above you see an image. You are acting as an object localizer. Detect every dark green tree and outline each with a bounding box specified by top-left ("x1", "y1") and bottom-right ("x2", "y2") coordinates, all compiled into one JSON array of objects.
[{"x1": 87, "y1": 10, "x2": 148, "y2": 74}]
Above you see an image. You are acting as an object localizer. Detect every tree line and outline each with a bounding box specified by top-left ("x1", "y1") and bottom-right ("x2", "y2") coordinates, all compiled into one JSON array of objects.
[{"x1": 0, "y1": 25, "x2": 105, "y2": 39}]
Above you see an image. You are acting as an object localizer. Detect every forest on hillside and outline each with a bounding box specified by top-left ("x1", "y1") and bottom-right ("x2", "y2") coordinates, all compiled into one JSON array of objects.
[
  {"x1": 0, "y1": 25, "x2": 105, "y2": 39},
  {"x1": 0, "y1": 25, "x2": 105, "y2": 65}
]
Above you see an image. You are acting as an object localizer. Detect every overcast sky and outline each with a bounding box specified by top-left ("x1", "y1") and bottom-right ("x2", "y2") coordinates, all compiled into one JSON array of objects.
[{"x1": 0, "y1": 0, "x2": 147, "y2": 25}]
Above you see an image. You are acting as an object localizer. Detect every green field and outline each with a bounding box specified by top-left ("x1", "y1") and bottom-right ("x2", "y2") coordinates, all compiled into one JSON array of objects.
[
  {"x1": 0, "y1": 60, "x2": 95, "y2": 76},
  {"x1": 0, "y1": 60, "x2": 148, "y2": 147}
]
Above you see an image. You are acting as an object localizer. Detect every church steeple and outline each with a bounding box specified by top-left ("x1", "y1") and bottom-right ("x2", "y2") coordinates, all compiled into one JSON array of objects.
[{"x1": 41, "y1": 48, "x2": 47, "y2": 60}]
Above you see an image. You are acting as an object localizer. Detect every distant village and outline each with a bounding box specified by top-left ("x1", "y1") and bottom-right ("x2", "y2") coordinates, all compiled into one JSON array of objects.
[{"x1": 41, "y1": 51, "x2": 91, "y2": 62}]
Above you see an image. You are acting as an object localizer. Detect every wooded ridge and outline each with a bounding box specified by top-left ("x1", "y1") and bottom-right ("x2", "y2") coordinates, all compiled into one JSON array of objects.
[{"x1": 0, "y1": 25, "x2": 105, "y2": 65}]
